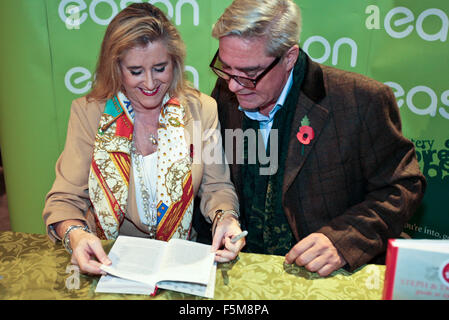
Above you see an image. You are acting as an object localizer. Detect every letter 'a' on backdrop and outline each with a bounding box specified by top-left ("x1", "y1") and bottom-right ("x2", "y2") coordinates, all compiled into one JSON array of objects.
[{"x1": 0, "y1": 0, "x2": 447, "y2": 238}]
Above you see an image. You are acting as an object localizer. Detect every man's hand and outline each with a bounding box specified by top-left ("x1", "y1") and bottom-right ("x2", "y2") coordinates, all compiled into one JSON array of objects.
[{"x1": 284, "y1": 233, "x2": 346, "y2": 277}]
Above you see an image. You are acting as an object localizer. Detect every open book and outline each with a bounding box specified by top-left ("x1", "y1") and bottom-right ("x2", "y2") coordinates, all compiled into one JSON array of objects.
[
  {"x1": 95, "y1": 235, "x2": 217, "y2": 298},
  {"x1": 383, "y1": 239, "x2": 449, "y2": 300}
]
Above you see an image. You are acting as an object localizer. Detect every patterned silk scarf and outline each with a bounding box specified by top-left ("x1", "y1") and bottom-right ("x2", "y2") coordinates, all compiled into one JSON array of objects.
[{"x1": 88, "y1": 92, "x2": 194, "y2": 241}]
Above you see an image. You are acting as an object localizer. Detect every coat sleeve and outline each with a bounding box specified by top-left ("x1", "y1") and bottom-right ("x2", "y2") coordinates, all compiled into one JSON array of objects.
[
  {"x1": 195, "y1": 94, "x2": 240, "y2": 223},
  {"x1": 317, "y1": 83, "x2": 426, "y2": 271},
  {"x1": 42, "y1": 97, "x2": 101, "y2": 242}
]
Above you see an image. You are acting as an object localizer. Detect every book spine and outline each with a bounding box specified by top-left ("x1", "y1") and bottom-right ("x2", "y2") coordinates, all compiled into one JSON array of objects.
[{"x1": 382, "y1": 239, "x2": 399, "y2": 300}]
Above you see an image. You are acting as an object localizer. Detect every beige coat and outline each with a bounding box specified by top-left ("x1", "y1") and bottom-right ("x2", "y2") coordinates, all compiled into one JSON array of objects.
[{"x1": 42, "y1": 91, "x2": 239, "y2": 241}]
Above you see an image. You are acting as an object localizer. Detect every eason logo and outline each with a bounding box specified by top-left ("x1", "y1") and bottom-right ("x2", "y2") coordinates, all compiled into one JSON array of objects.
[
  {"x1": 59, "y1": 0, "x2": 200, "y2": 28},
  {"x1": 365, "y1": 5, "x2": 448, "y2": 42},
  {"x1": 385, "y1": 81, "x2": 449, "y2": 120},
  {"x1": 302, "y1": 36, "x2": 357, "y2": 68},
  {"x1": 65, "y1": 65, "x2": 199, "y2": 94},
  {"x1": 439, "y1": 259, "x2": 449, "y2": 287}
]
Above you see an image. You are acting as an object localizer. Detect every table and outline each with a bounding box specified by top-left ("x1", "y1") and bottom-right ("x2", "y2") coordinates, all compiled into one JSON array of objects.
[{"x1": 0, "y1": 231, "x2": 385, "y2": 300}]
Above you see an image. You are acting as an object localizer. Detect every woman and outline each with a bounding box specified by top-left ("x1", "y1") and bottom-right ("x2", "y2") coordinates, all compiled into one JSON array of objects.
[{"x1": 42, "y1": 3, "x2": 244, "y2": 275}]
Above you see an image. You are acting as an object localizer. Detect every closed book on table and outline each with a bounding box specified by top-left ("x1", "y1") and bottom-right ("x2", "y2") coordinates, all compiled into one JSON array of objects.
[{"x1": 383, "y1": 239, "x2": 449, "y2": 300}]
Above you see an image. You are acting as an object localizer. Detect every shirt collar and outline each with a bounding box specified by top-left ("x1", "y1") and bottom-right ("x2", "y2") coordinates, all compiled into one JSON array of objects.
[{"x1": 239, "y1": 69, "x2": 294, "y2": 122}]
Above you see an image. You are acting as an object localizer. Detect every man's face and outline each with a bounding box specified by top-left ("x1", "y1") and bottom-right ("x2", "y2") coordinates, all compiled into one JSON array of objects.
[{"x1": 218, "y1": 35, "x2": 294, "y2": 116}]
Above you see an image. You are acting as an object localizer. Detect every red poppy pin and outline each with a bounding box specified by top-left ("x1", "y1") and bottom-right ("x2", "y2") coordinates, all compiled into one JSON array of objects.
[{"x1": 296, "y1": 115, "x2": 314, "y2": 155}]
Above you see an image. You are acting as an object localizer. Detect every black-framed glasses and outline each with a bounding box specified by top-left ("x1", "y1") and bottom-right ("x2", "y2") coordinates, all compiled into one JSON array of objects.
[{"x1": 209, "y1": 50, "x2": 281, "y2": 89}]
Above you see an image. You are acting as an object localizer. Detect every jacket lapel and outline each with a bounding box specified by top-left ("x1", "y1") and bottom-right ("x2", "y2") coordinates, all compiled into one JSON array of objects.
[
  {"x1": 182, "y1": 102, "x2": 201, "y2": 196},
  {"x1": 282, "y1": 59, "x2": 329, "y2": 197},
  {"x1": 282, "y1": 94, "x2": 329, "y2": 196}
]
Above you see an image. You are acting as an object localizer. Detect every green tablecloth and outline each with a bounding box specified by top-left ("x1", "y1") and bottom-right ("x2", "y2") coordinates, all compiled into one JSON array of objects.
[{"x1": 0, "y1": 231, "x2": 385, "y2": 300}]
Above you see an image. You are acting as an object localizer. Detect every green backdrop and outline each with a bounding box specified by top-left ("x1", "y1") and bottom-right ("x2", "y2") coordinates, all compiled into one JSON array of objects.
[{"x1": 0, "y1": 0, "x2": 448, "y2": 238}]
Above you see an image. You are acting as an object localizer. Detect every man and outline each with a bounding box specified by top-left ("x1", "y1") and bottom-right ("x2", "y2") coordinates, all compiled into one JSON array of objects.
[{"x1": 209, "y1": 0, "x2": 425, "y2": 276}]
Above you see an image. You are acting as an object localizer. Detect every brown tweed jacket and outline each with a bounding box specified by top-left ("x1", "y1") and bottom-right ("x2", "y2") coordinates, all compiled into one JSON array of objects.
[{"x1": 211, "y1": 57, "x2": 426, "y2": 271}]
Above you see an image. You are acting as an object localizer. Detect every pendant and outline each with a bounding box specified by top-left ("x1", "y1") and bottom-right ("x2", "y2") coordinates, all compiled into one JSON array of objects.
[
  {"x1": 150, "y1": 203, "x2": 157, "y2": 219},
  {"x1": 149, "y1": 133, "x2": 158, "y2": 145},
  {"x1": 148, "y1": 203, "x2": 158, "y2": 238}
]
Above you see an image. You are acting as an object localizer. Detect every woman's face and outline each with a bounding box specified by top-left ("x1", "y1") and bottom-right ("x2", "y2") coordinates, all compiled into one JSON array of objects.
[{"x1": 120, "y1": 40, "x2": 174, "y2": 112}]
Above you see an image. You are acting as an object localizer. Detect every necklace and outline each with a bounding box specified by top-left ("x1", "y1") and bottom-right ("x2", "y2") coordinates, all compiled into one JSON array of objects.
[{"x1": 131, "y1": 140, "x2": 158, "y2": 238}]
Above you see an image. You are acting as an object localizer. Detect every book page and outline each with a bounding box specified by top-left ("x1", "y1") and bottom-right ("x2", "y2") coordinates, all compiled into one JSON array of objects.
[
  {"x1": 99, "y1": 236, "x2": 167, "y2": 287},
  {"x1": 97, "y1": 236, "x2": 216, "y2": 297},
  {"x1": 155, "y1": 238, "x2": 215, "y2": 284},
  {"x1": 95, "y1": 274, "x2": 156, "y2": 295},
  {"x1": 157, "y1": 262, "x2": 217, "y2": 298}
]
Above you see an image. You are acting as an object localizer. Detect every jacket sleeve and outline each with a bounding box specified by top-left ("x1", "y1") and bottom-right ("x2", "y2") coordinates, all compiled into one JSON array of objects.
[
  {"x1": 42, "y1": 97, "x2": 101, "y2": 242},
  {"x1": 317, "y1": 84, "x2": 426, "y2": 271},
  {"x1": 195, "y1": 94, "x2": 240, "y2": 223}
]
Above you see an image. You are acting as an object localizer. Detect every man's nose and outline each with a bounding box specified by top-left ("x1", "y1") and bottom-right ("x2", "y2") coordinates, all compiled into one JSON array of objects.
[{"x1": 227, "y1": 77, "x2": 244, "y2": 93}]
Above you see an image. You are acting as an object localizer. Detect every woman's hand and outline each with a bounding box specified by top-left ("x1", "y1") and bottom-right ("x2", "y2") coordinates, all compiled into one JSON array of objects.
[
  {"x1": 56, "y1": 220, "x2": 111, "y2": 275},
  {"x1": 211, "y1": 215, "x2": 245, "y2": 263},
  {"x1": 69, "y1": 228, "x2": 112, "y2": 275}
]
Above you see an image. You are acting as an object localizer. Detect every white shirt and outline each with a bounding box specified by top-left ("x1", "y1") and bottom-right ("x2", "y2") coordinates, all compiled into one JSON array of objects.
[{"x1": 133, "y1": 152, "x2": 158, "y2": 225}]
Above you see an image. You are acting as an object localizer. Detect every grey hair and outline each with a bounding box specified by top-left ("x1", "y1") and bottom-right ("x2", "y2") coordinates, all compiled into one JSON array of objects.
[{"x1": 212, "y1": 0, "x2": 302, "y2": 57}]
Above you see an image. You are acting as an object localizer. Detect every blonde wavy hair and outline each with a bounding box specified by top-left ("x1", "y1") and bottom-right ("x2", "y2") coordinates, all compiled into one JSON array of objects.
[
  {"x1": 212, "y1": 0, "x2": 302, "y2": 57},
  {"x1": 87, "y1": 3, "x2": 188, "y2": 101}
]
